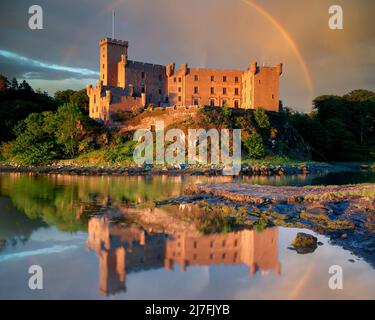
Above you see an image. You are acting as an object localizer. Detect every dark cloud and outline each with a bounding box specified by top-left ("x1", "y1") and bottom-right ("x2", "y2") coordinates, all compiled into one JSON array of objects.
[{"x1": 0, "y1": 0, "x2": 374, "y2": 111}]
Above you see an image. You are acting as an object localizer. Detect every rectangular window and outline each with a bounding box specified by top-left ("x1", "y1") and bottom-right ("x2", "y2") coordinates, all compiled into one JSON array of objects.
[
  {"x1": 194, "y1": 86, "x2": 199, "y2": 94},
  {"x1": 159, "y1": 89, "x2": 162, "y2": 95},
  {"x1": 211, "y1": 75, "x2": 215, "y2": 82},
  {"x1": 102, "y1": 64, "x2": 104, "y2": 69},
  {"x1": 223, "y1": 87, "x2": 227, "y2": 95},
  {"x1": 223, "y1": 76, "x2": 227, "y2": 82},
  {"x1": 178, "y1": 77, "x2": 182, "y2": 82},
  {"x1": 141, "y1": 87, "x2": 145, "y2": 93},
  {"x1": 141, "y1": 72, "x2": 145, "y2": 79},
  {"x1": 194, "y1": 99, "x2": 199, "y2": 106},
  {"x1": 210, "y1": 99, "x2": 215, "y2": 107},
  {"x1": 235, "y1": 88, "x2": 239, "y2": 95},
  {"x1": 174, "y1": 77, "x2": 177, "y2": 83},
  {"x1": 222, "y1": 100, "x2": 227, "y2": 107},
  {"x1": 272, "y1": 94, "x2": 274, "y2": 99},
  {"x1": 159, "y1": 74, "x2": 162, "y2": 81},
  {"x1": 210, "y1": 87, "x2": 214, "y2": 94},
  {"x1": 194, "y1": 75, "x2": 199, "y2": 81},
  {"x1": 178, "y1": 87, "x2": 181, "y2": 93},
  {"x1": 235, "y1": 76, "x2": 239, "y2": 83},
  {"x1": 235, "y1": 100, "x2": 239, "y2": 108},
  {"x1": 178, "y1": 96, "x2": 181, "y2": 102}
]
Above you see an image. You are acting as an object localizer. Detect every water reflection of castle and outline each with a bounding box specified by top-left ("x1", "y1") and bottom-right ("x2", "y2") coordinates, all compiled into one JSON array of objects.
[{"x1": 86, "y1": 216, "x2": 281, "y2": 296}]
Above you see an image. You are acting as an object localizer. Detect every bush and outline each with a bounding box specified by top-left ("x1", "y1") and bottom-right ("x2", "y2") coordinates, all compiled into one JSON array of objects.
[
  {"x1": 244, "y1": 132, "x2": 265, "y2": 159},
  {"x1": 106, "y1": 140, "x2": 137, "y2": 164},
  {"x1": 254, "y1": 107, "x2": 270, "y2": 130}
]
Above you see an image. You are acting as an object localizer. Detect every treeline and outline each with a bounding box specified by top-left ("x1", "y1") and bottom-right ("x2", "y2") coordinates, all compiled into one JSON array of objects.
[
  {"x1": 286, "y1": 90, "x2": 375, "y2": 161},
  {"x1": 0, "y1": 75, "x2": 117, "y2": 165},
  {"x1": 0, "y1": 74, "x2": 89, "y2": 142}
]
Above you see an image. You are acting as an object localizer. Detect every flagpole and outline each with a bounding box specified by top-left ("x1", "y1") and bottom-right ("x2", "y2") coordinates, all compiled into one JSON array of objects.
[{"x1": 112, "y1": 9, "x2": 115, "y2": 39}]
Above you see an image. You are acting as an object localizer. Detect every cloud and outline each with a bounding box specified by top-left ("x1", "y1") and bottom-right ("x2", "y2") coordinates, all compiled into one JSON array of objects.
[{"x1": 0, "y1": 49, "x2": 99, "y2": 80}]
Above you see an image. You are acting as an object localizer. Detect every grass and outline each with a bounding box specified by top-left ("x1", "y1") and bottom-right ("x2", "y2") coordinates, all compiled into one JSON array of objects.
[{"x1": 241, "y1": 155, "x2": 321, "y2": 167}]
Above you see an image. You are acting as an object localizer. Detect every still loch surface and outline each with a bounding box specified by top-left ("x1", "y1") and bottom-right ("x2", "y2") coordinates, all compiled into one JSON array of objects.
[{"x1": 0, "y1": 171, "x2": 374, "y2": 299}]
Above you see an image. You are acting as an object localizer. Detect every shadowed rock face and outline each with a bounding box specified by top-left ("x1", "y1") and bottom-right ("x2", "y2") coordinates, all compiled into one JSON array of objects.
[{"x1": 180, "y1": 183, "x2": 375, "y2": 267}]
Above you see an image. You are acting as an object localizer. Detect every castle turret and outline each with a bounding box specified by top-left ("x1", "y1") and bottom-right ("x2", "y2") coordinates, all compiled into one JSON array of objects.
[
  {"x1": 100, "y1": 37, "x2": 128, "y2": 87},
  {"x1": 250, "y1": 61, "x2": 258, "y2": 74},
  {"x1": 166, "y1": 62, "x2": 175, "y2": 77}
]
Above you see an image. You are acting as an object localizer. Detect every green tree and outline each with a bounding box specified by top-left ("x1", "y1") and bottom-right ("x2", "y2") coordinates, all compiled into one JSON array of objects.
[
  {"x1": 53, "y1": 103, "x2": 84, "y2": 158},
  {"x1": 244, "y1": 132, "x2": 265, "y2": 159},
  {"x1": 0, "y1": 74, "x2": 9, "y2": 91},
  {"x1": 10, "y1": 112, "x2": 57, "y2": 165},
  {"x1": 254, "y1": 107, "x2": 270, "y2": 129}
]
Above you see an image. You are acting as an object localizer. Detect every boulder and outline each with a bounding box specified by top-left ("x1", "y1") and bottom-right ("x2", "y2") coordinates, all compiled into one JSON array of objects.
[{"x1": 290, "y1": 232, "x2": 318, "y2": 254}]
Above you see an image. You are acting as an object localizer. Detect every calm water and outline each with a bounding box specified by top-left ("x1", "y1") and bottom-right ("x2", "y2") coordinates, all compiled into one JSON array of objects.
[{"x1": 0, "y1": 171, "x2": 374, "y2": 299}]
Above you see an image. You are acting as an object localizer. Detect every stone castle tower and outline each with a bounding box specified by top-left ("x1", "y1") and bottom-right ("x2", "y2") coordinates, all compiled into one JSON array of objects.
[{"x1": 87, "y1": 37, "x2": 283, "y2": 124}]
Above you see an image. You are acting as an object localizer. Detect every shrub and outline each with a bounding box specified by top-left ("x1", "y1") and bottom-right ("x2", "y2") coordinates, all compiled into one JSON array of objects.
[
  {"x1": 244, "y1": 132, "x2": 265, "y2": 159},
  {"x1": 254, "y1": 107, "x2": 270, "y2": 129}
]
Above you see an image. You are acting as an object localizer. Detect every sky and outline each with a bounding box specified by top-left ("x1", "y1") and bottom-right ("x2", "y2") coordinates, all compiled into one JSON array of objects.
[{"x1": 0, "y1": 0, "x2": 374, "y2": 112}]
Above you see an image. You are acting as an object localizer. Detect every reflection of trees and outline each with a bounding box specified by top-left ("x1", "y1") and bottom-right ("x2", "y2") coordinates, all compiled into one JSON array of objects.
[
  {"x1": 0, "y1": 174, "x2": 193, "y2": 232},
  {"x1": 0, "y1": 197, "x2": 47, "y2": 250}
]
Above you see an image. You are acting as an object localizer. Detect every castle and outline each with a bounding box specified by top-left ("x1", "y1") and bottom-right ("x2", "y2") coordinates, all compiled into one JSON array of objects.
[{"x1": 87, "y1": 37, "x2": 283, "y2": 124}]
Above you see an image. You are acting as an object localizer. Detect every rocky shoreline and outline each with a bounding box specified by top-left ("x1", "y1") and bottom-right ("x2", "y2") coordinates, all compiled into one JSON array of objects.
[
  {"x1": 0, "y1": 163, "x2": 333, "y2": 176},
  {"x1": 159, "y1": 183, "x2": 375, "y2": 267}
]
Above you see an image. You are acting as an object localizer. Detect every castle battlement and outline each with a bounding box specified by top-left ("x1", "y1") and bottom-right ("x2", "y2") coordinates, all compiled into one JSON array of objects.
[{"x1": 99, "y1": 37, "x2": 128, "y2": 47}]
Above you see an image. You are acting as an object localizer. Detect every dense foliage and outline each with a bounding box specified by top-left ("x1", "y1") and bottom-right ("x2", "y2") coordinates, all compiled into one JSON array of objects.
[{"x1": 287, "y1": 90, "x2": 375, "y2": 161}]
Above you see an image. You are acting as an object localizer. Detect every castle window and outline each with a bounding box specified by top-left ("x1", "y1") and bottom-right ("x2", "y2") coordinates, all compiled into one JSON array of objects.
[
  {"x1": 102, "y1": 64, "x2": 104, "y2": 69},
  {"x1": 193, "y1": 242, "x2": 197, "y2": 248},
  {"x1": 223, "y1": 76, "x2": 227, "y2": 82},
  {"x1": 222, "y1": 100, "x2": 227, "y2": 107},
  {"x1": 141, "y1": 71, "x2": 145, "y2": 79},
  {"x1": 210, "y1": 241, "x2": 214, "y2": 248},
  {"x1": 235, "y1": 76, "x2": 239, "y2": 83},
  {"x1": 258, "y1": 80, "x2": 261, "y2": 84},
  {"x1": 210, "y1": 254, "x2": 213, "y2": 260},
  {"x1": 194, "y1": 75, "x2": 198, "y2": 81},
  {"x1": 272, "y1": 94, "x2": 274, "y2": 99},
  {"x1": 211, "y1": 75, "x2": 215, "y2": 82},
  {"x1": 222, "y1": 253, "x2": 226, "y2": 259},
  {"x1": 94, "y1": 95, "x2": 96, "y2": 104},
  {"x1": 235, "y1": 100, "x2": 239, "y2": 108},
  {"x1": 141, "y1": 87, "x2": 145, "y2": 93},
  {"x1": 194, "y1": 86, "x2": 199, "y2": 94},
  {"x1": 178, "y1": 87, "x2": 181, "y2": 93},
  {"x1": 96, "y1": 106, "x2": 98, "y2": 112},
  {"x1": 178, "y1": 77, "x2": 182, "y2": 82},
  {"x1": 174, "y1": 77, "x2": 176, "y2": 83},
  {"x1": 194, "y1": 99, "x2": 199, "y2": 106},
  {"x1": 210, "y1": 99, "x2": 215, "y2": 107},
  {"x1": 102, "y1": 74, "x2": 104, "y2": 79},
  {"x1": 178, "y1": 96, "x2": 181, "y2": 102},
  {"x1": 235, "y1": 88, "x2": 239, "y2": 95},
  {"x1": 210, "y1": 87, "x2": 214, "y2": 94},
  {"x1": 223, "y1": 87, "x2": 227, "y2": 95},
  {"x1": 159, "y1": 89, "x2": 162, "y2": 95}
]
